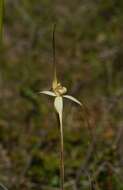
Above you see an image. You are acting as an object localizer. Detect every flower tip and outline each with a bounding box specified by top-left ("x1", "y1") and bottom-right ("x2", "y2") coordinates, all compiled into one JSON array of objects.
[
  {"x1": 39, "y1": 91, "x2": 56, "y2": 97},
  {"x1": 63, "y1": 95, "x2": 82, "y2": 106}
]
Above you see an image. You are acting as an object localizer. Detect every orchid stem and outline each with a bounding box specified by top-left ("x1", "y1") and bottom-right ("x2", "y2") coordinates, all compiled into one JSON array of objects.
[
  {"x1": 57, "y1": 112, "x2": 64, "y2": 190},
  {"x1": 60, "y1": 117, "x2": 64, "y2": 190}
]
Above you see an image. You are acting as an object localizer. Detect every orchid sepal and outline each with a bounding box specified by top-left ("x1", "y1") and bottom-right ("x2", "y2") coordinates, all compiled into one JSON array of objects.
[
  {"x1": 39, "y1": 91, "x2": 56, "y2": 97},
  {"x1": 63, "y1": 95, "x2": 82, "y2": 106}
]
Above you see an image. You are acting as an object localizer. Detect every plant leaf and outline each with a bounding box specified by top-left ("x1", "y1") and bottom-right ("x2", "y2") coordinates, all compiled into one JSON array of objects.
[
  {"x1": 63, "y1": 95, "x2": 82, "y2": 106},
  {"x1": 54, "y1": 96, "x2": 63, "y2": 126},
  {"x1": 39, "y1": 91, "x2": 56, "y2": 97}
]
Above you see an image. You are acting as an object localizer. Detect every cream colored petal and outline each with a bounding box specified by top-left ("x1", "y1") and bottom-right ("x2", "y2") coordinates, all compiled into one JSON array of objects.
[
  {"x1": 63, "y1": 95, "x2": 82, "y2": 106},
  {"x1": 39, "y1": 91, "x2": 56, "y2": 97},
  {"x1": 54, "y1": 96, "x2": 63, "y2": 126}
]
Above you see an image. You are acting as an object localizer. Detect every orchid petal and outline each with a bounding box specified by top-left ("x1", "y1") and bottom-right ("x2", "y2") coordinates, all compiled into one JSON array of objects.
[
  {"x1": 39, "y1": 91, "x2": 56, "y2": 97},
  {"x1": 54, "y1": 96, "x2": 63, "y2": 127},
  {"x1": 63, "y1": 95, "x2": 82, "y2": 106}
]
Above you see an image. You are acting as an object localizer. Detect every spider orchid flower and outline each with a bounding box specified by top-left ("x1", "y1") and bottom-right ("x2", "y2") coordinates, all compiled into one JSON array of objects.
[
  {"x1": 39, "y1": 80, "x2": 82, "y2": 119},
  {"x1": 39, "y1": 24, "x2": 82, "y2": 190}
]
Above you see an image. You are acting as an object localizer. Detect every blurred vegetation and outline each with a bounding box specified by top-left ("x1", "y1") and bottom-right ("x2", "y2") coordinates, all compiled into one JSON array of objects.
[
  {"x1": 0, "y1": 0, "x2": 123, "y2": 189},
  {"x1": 0, "y1": 0, "x2": 4, "y2": 41}
]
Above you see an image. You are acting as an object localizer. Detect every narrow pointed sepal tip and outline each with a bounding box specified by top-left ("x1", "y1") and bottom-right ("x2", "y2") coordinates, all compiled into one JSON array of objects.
[
  {"x1": 39, "y1": 90, "x2": 56, "y2": 97},
  {"x1": 63, "y1": 95, "x2": 82, "y2": 106}
]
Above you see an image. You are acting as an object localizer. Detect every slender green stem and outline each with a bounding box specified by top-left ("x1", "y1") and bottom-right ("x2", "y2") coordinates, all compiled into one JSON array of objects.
[
  {"x1": 57, "y1": 111, "x2": 64, "y2": 190},
  {"x1": 59, "y1": 115, "x2": 64, "y2": 190}
]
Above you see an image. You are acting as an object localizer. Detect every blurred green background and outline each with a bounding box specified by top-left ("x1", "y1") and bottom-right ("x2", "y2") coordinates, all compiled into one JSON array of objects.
[{"x1": 0, "y1": 0, "x2": 123, "y2": 189}]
